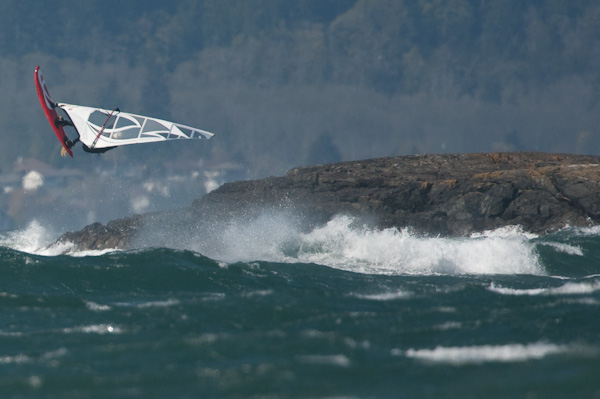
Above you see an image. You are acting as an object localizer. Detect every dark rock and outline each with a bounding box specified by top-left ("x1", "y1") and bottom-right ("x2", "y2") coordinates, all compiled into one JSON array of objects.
[
  {"x1": 57, "y1": 215, "x2": 144, "y2": 251},
  {"x1": 55, "y1": 152, "x2": 600, "y2": 251}
]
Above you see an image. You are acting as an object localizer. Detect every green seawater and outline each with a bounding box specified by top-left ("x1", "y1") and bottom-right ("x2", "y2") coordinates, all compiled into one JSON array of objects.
[{"x1": 0, "y1": 223, "x2": 600, "y2": 398}]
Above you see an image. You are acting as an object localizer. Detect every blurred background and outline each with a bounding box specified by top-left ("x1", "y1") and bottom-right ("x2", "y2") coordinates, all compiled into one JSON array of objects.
[{"x1": 1, "y1": 0, "x2": 600, "y2": 231}]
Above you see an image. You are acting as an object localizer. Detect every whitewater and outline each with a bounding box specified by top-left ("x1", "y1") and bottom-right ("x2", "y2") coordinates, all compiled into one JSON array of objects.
[{"x1": 1, "y1": 215, "x2": 599, "y2": 398}]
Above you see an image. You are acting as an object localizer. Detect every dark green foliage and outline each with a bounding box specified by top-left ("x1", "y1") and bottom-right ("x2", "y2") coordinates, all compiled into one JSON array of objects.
[
  {"x1": 3, "y1": 0, "x2": 600, "y2": 174},
  {"x1": 4, "y1": 0, "x2": 598, "y2": 92}
]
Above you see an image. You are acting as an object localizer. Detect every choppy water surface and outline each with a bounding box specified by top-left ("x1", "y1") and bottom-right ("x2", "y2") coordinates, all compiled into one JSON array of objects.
[{"x1": 1, "y1": 217, "x2": 599, "y2": 398}]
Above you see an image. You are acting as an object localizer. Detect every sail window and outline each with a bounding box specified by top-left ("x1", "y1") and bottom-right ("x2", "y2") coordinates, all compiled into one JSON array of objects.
[
  {"x1": 114, "y1": 116, "x2": 138, "y2": 129},
  {"x1": 141, "y1": 119, "x2": 170, "y2": 138},
  {"x1": 111, "y1": 128, "x2": 140, "y2": 140},
  {"x1": 88, "y1": 110, "x2": 117, "y2": 129}
]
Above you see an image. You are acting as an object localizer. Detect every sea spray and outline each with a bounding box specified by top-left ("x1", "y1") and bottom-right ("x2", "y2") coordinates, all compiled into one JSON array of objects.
[
  {"x1": 0, "y1": 215, "x2": 577, "y2": 277},
  {"x1": 190, "y1": 214, "x2": 545, "y2": 275},
  {"x1": 290, "y1": 216, "x2": 544, "y2": 275},
  {"x1": 0, "y1": 221, "x2": 113, "y2": 256},
  {"x1": 217, "y1": 212, "x2": 301, "y2": 263},
  {"x1": 0, "y1": 220, "x2": 64, "y2": 255}
]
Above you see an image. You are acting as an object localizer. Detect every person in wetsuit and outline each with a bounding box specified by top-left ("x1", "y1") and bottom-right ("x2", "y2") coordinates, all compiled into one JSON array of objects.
[
  {"x1": 55, "y1": 116, "x2": 79, "y2": 156},
  {"x1": 55, "y1": 115, "x2": 115, "y2": 155}
]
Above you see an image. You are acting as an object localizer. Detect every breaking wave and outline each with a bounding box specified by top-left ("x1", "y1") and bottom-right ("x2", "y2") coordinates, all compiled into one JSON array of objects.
[
  {"x1": 5, "y1": 214, "x2": 597, "y2": 277},
  {"x1": 286, "y1": 216, "x2": 543, "y2": 275},
  {"x1": 0, "y1": 220, "x2": 117, "y2": 257},
  {"x1": 208, "y1": 214, "x2": 544, "y2": 275},
  {"x1": 0, "y1": 221, "x2": 70, "y2": 255}
]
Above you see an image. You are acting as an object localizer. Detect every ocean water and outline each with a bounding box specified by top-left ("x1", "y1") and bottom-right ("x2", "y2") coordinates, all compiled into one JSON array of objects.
[{"x1": 1, "y1": 215, "x2": 600, "y2": 398}]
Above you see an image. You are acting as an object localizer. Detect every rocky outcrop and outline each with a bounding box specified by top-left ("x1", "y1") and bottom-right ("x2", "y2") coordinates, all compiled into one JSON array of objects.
[
  {"x1": 58, "y1": 215, "x2": 145, "y2": 251},
  {"x1": 56, "y1": 152, "x2": 600, "y2": 251}
]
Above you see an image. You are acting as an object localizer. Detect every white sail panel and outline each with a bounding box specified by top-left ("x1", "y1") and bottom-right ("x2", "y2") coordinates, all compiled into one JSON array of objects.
[{"x1": 58, "y1": 103, "x2": 214, "y2": 149}]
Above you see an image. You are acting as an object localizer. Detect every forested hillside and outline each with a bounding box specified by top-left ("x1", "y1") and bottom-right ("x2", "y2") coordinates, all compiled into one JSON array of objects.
[{"x1": 2, "y1": 0, "x2": 600, "y2": 176}]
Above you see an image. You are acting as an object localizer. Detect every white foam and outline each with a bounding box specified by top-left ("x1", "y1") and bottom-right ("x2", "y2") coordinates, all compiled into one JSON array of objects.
[
  {"x1": 296, "y1": 354, "x2": 351, "y2": 367},
  {"x1": 114, "y1": 298, "x2": 180, "y2": 309},
  {"x1": 433, "y1": 321, "x2": 462, "y2": 331},
  {"x1": 403, "y1": 342, "x2": 584, "y2": 365},
  {"x1": 538, "y1": 241, "x2": 584, "y2": 256},
  {"x1": 66, "y1": 247, "x2": 120, "y2": 257},
  {"x1": 62, "y1": 324, "x2": 122, "y2": 334},
  {"x1": 0, "y1": 221, "x2": 120, "y2": 257},
  {"x1": 0, "y1": 354, "x2": 31, "y2": 364},
  {"x1": 200, "y1": 293, "x2": 226, "y2": 302},
  {"x1": 289, "y1": 216, "x2": 543, "y2": 276},
  {"x1": 0, "y1": 221, "x2": 56, "y2": 254},
  {"x1": 0, "y1": 330, "x2": 23, "y2": 337},
  {"x1": 567, "y1": 225, "x2": 600, "y2": 236},
  {"x1": 135, "y1": 299, "x2": 180, "y2": 308},
  {"x1": 41, "y1": 347, "x2": 68, "y2": 360},
  {"x1": 352, "y1": 290, "x2": 412, "y2": 301},
  {"x1": 0, "y1": 214, "x2": 547, "y2": 276},
  {"x1": 185, "y1": 333, "x2": 228, "y2": 346},
  {"x1": 208, "y1": 214, "x2": 544, "y2": 275},
  {"x1": 241, "y1": 289, "x2": 274, "y2": 298},
  {"x1": 564, "y1": 298, "x2": 600, "y2": 306},
  {"x1": 471, "y1": 225, "x2": 538, "y2": 240},
  {"x1": 216, "y1": 212, "x2": 300, "y2": 263},
  {"x1": 85, "y1": 301, "x2": 112, "y2": 311},
  {"x1": 489, "y1": 279, "x2": 600, "y2": 296}
]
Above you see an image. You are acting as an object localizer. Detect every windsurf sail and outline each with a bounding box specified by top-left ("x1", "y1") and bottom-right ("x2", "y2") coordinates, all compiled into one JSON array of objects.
[
  {"x1": 57, "y1": 103, "x2": 215, "y2": 151},
  {"x1": 35, "y1": 66, "x2": 214, "y2": 156}
]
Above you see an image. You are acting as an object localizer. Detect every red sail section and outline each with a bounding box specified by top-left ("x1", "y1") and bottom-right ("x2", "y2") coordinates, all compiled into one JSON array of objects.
[{"x1": 34, "y1": 66, "x2": 73, "y2": 157}]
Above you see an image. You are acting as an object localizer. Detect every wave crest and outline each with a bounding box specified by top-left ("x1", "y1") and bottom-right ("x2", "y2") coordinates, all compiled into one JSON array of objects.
[{"x1": 288, "y1": 216, "x2": 543, "y2": 276}]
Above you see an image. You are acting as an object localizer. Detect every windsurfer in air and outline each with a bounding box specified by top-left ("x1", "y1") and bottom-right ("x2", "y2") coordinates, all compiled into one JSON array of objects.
[
  {"x1": 55, "y1": 115, "x2": 73, "y2": 128},
  {"x1": 55, "y1": 114, "x2": 115, "y2": 156},
  {"x1": 54, "y1": 114, "x2": 120, "y2": 157},
  {"x1": 36, "y1": 65, "x2": 214, "y2": 158}
]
